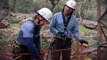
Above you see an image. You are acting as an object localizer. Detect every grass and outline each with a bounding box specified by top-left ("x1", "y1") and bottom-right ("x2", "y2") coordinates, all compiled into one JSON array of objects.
[
  {"x1": 83, "y1": 36, "x2": 90, "y2": 40},
  {"x1": 79, "y1": 26, "x2": 94, "y2": 33},
  {"x1": 10, "y1": 22, "x2": 19, "y2": 28},
  {"x1": 0, "y1": 38, "x2": 6, "y2": 53},
  {"x1": 79, "y1": 25, "x2": 96, "y2": 41}
]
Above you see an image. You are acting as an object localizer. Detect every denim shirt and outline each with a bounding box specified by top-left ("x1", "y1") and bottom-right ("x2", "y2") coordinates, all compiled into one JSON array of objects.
[
  {"x1": 16, "y1": 18, "x2": 41, "y2": 60},
  {"x1": 50, "y1": 12, "x2": 81, "y2": 41},
  {"x1": 16, "y1": 19, "x2": 35, "y2": 45}
]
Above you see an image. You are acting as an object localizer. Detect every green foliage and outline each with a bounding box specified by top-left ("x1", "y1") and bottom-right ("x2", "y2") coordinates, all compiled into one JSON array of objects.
[
  {"x1": 10, "y1": 23, "x2": 19, "y2": 28},
  {"x1": 79, "y1": 26, "x2": 93, "y2": 33},
  {"x1": 76, "y1": 0, "x2": 96, "y2": 21},
  {"x1": 9, "y1": 0, "x2": 66, "y2": 13},
  {"x1": 0, "y1": 39, "x2": 5, "y2": 47},
  {"x1": 83, "y1": 36, "x2": 90, "y2": 41},
  {"x1": 7, "y1": 0, "x2": 107, "y2": 21},
  {"x1": 12, "y1": 23, "x2": 19, "y2": 28},
  {"x1": 84, "y1": 10, "x2": 96, "y2": 20},
  {"x1": 41, "y1": 37, "x2": 48, "y2": 49},
  {"x1": 0, "y1": 38, "x2": 6, "y2": 53},
  {"x1": 9, "y1": 0, "x2": 33, "y2": 13},
  {"x1": 0, "y1": 0, "x2": 10, "y2": 9}
]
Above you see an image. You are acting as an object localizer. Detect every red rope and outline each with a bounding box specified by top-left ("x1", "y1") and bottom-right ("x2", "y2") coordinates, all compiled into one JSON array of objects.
[
  {"x1": 0, "y1": 53, "x2": 30, "y2": 56},
  {"x1": 0, "y1": 45, "x2": 87, "y2": 56},
  {"x1": 41, "y1": 48, "x2": 75, "y2": 54},
  {"x1": 0, "y1": 48, "x2": 74, "y2": 56}
]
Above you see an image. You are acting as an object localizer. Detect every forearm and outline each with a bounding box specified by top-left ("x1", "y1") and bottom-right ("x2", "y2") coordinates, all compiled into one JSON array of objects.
[
  {"x1": 74, "y1": 32, "x2": 82, "y2": 41},
  {"x1": 73, "y1": 22, "x2": 81, "y2": 41}
]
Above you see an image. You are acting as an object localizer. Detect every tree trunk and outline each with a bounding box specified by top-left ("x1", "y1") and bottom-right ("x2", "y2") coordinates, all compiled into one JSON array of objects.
[{"x1": 96, "y1": 0, "x2": 103, "y2": 43}]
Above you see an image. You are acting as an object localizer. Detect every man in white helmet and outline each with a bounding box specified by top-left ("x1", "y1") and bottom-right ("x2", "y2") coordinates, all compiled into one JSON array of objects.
[
  {"x1": 13, "y1": 8, "x2": 53, "y2": 60},
  {"x1": 50, "y1": 0, "x2": 88, "y2": 60}
]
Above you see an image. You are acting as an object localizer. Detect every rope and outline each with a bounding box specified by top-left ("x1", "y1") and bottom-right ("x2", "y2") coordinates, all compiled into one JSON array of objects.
[
  {"x1": 0, "y1": 53, "x2": 30, "y2": 56},
  {"x1": 0, "y1": 45, "x2": 88, "y2": 57}
]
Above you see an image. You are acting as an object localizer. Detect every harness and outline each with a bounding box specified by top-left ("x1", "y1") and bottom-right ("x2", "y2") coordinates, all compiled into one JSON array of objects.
[
  {"x1": 61, "y1": 13, "x2": 72, "y2": 40},
  {"x1": 62, "y1": 12, "x2": 71, "y2": 31},
  {"x1": 31, "y1": 20, "x2": 41, "y2": 43}
]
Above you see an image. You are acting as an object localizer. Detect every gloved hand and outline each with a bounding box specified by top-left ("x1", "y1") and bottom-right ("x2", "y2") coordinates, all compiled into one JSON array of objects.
[
  {"x1": 58, "y1": 32, "x2": 66, "y2": 37},
  {"x1": 79, "y1": 39, "x2": 88, "y2": 45}
]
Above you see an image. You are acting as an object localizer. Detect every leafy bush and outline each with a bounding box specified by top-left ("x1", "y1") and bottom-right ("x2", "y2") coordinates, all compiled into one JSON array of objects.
[
  {"x1": 0, "y1": 38, "x2": 6, "y2": 53},
  {"x1": 84, "y1": 11, "x2": 96, "y2": 21}
]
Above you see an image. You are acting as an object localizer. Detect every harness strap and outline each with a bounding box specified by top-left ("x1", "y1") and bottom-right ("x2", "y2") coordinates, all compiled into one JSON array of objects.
[{"x1": 62, "y1": 12, "x2": 71, "y2": 30}]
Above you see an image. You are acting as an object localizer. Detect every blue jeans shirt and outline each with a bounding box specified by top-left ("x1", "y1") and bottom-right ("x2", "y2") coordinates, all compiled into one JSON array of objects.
[
  {"x1": 16, "y1": 19, "x2": 41, "y2": 60},
  {"x1": 50, "y1": 12, "x2": 81, "y2": 41}
]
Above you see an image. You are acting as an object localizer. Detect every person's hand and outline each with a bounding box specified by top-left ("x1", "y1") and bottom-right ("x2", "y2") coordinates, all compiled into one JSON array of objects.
[
  {"x1": 58, "y1": 32, "x2": 65, "y2": 37},
  {"x1": 79, "y1": 39, "x2": 88, "y2": 47},
  {"x1": 79, "y1": 39, "x2": 88, "y2": 45}
]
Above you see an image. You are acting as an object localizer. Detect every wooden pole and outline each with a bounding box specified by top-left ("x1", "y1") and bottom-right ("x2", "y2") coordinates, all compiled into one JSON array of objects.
[{"x1": 96, "y1": 0, "x2": 103, "y2": 43}]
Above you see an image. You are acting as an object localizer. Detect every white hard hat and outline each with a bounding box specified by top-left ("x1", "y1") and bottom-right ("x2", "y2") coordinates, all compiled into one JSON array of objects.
[
  {"x1": 37, "y1": 8, "x2": 53, "y2": 22},
  {"x1": 65, "y1": 0, "x2": 76, "y2": 9}
]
